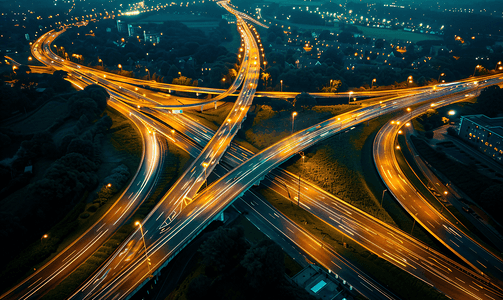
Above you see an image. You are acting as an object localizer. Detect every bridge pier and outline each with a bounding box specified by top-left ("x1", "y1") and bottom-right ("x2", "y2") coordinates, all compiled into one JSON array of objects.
[{"x1": 215, "y1": 211, "x2": 225, "y2": 222}]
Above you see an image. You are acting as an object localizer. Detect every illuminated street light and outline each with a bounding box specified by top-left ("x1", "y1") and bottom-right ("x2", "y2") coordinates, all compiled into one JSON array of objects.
[
  {"x1": 135, "y1": 221, "x2": 152, "y2": 277},
  {"x1": 118, "y1": 64, "x2": 122, "y2": 73},
  {"x1": 437, "y1": 73, "x2": 445, "y2": 82},
  {"x1": 371, "y1": 78, "x2": 376, "y2": 89},
  {"x1": 98, "y1": 58, "x2": 103, "y2": 67},
  {"x1": 280, "y1": 80, "x2": 283, "y2": 92},
  {"x1": 292, "y1": 112, "x2": 297, "y2": 134},
  {"x1": 473, "y1": 65, "x2": 481, "y2": 76},
  {"x1": 396, "y1": 145, "x2": 401, "y2": 150},
  {"x1": 405, "y1": 123, "x2": 411, "y2": 127},
  {"x1": 448, "y1": 110, "x2": 456, "y2": 116},
  {"x1": 348, "y1": 91, "x2": 354, "y2": 104},
  {"x1": 28, "y1": 56, "x2": 32, "y2": 61},
  {"x1": 145, "y1": 68, "x2": 150, "y2": 80},
  {"x1": 41, "y1": 234, "x2": 48, "y2": 245}
]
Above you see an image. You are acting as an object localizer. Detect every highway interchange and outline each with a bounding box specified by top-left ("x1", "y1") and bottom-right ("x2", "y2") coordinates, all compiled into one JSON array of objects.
[{"x1": 3, "y1": 1, "x2": 503, "y2": 299}]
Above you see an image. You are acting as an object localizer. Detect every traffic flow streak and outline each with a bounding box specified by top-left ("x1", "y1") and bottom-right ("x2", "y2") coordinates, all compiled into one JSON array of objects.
[
  {"x1": 0, "y1": 77, "x2": 165, "y2": 300},
  {"x1": 30, "y1": 28, "x2": 426, "y2": 101},
  {"x1": 401, "y1": 126, "x2": 503, "y2": 252},
  {"x1": 152, "y1": 97, "x2": 503, "y2": 300},
  {"x1": 134, "y1": 109, "x2": 397, "y2": 300},
  {"x1": 21, "y1": 5, "x2": 503, "y2": 300},
  {"x1": 69, "y1": 5, "x2": 262, "y2": 299},
  {"x1": 75, "y1": 74, "x2": 499, "y2": 300},
  {"x1": 374, "y1": 82, "x2": 503, "y2": 285}
]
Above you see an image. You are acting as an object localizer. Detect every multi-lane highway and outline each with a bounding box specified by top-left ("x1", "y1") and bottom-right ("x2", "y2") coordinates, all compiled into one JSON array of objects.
[
  {"x1": 7, "y1": 1, "x2": 503, "y2": 299},
  {"x1": 149, "y1": 90, "x2": 503, "y2": 300},
  {"x1": 374, "y1": 81, "x2": 503, "y2": 286},
  {"x1": 74, "y1": 72, "x2": 503, "y2": 300}
]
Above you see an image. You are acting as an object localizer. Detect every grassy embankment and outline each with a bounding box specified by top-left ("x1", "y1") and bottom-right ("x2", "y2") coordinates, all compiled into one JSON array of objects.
[{"x1": 40, "y1": 118, "x2": 192, "y2": 299}]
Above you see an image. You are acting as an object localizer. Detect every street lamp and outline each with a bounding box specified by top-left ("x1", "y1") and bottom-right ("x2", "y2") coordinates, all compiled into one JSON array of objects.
[
  {"x1": 280, "y1": 80, "x2": 283, "y2": 92},
  {"x1": 135, "y1": 222, "x2": 152, "y2": 277},
  {"x1": 41, "y1": 234, "x2": 48, "y2": 245},
  {"x1": 297, "y1": 152, "x2": 305, "y2": 206},
  {"x1": 371, "y1": 78, "x2": 376, "y2": 89},
  {"x1": 291, "y1": 112, "x2": 297, "y2": 134},
  {"x1": 145, "y1": 68, "x2": 150, "y2": 80},
  {"x1": 348, "y1": 91, "x2": 354, "y2": 104},
  {"x1": 437, "y1": 73, "x2": 445, "y2": 83},
  {"x1": 202, "y1": 162, "x2": 209, "y2": 188},
  {"x1": 495, "y1": 61, "x2": 501, "y2": 71},
  {"x1": 98, "y1": 58, "x2": 103, "y2": 67},
  {"x1": 28, "y1": 56, "x2": 32, "y2": 61},
  {"x1": 408, "y1": 76, "x2": 413, "y2": 85},
  {"x1": 406, "y1": 107, "x2": 411, "y2": 117},
  {"x1": 118, "y1": 64, "x2": 122, "y2": 73},
  {"x1": 381, "y1": 189, "x2": 387, "y2": 207},
  {"x1": 448, "y1": 110, "x2": 456, "y2": 116},
  {"x1": 473, "y1": 65, "x2": 481, "y2": 76}
]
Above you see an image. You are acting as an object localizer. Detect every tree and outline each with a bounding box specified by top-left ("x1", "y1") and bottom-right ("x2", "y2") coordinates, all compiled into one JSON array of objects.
[
  {"x1": 241, "y1": 240, "x2": 284, "y2": 289},
  {"x1": 480, "y1": 184, "x2": 503, "y2": 220},
  {"x1": 198, "y1": 226, "x2": 248, "y2": 272},
  {"x1": 294, "y1": 92, "x2": 317, "y2": 109},
  {"x1": 321, "y1": 80, "x2": 341, "y2": 93},
  {"x1": 186, "y1": 275, "x2": 212, "y2": 300}
]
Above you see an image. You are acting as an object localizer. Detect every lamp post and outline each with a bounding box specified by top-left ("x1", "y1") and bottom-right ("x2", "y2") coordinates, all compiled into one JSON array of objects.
[
  {"x1": 407, "y1": 107, "x2": 411, "y2": 118},
  {"x1": 41, "y1": 234, "x2": 48, "y2": 245},
  {"x1": 437, "y1": 73, "x2": 445, "y2": 82},
  {"x1": 371, "y1": 78, "x2": 376, "y2": 89},
  {"x1": 202, "y1": 162, "x2": 209, "y2": 188},
  {"x1": 135, "y1": 222, "x2": 152, "y2": 277},
  {"x1": 408, "y1": 76, "x2": 413, "y2": 86},
  {"x1": 98, "y1": 58, "x2": 103, "y2": 67},
  {"x1": 291, "y1": 112, "x2": 297, "y2": 134},
  {"x1": 118, "y1": 64, "x2": 122, "y2": 73},
  {"x1": 297, "y1": 153, "x2": 305, "y2": 206},
  {"x1": 473, "y1": 65, "x2": 481, "y2": 76},
  {"x1": 348, "y1": 91, "x2": 353, "y2": 104},
  {"x1": 381, "y1": 189, "x2": 387, "y2": 207},
  {"x1": 280, "y1": 80, "x2": 283, "y2": 92},
  {"x1": 145, "y1": 68, "x2": 150, "y2": 80}
]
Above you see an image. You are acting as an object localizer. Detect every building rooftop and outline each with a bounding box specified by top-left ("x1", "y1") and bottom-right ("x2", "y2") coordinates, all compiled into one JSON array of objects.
[{"x1": 462, "y1": 114, "x2": 503, "y2": 137}]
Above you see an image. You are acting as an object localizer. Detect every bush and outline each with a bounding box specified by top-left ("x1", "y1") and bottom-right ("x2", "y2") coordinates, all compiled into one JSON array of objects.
[
  {"x1": 446, "y1": 127, "x2": 457, "y2": 136},
  {"x1": 79, "y1": 212, "x2": 90, "y2": 219},
  {"x1": 87, "y1": 204, "x2": 98, "y2": 212}
]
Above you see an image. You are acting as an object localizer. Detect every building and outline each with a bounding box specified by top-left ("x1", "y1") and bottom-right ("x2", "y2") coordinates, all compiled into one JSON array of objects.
[
  {"x1": 144, "y1": 31, "x2": 161, "y2": 44},
  {"x1": 458, "y1": 114, "x2": 503, "y2": 163},
  {"x1": 128, "y1": 24, "x2": 142, "y2": 38},
  {"x1": 117, "y1": 20, "x2": 127, "y2": 33}
]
